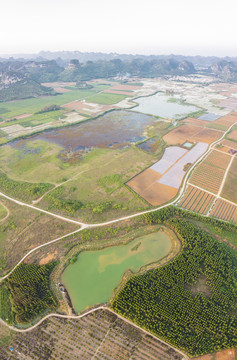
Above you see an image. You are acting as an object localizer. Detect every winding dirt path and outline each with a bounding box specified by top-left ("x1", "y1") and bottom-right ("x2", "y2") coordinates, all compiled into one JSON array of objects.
[
  {"x1": 0, "y1": 200, "x2": 10, "y2": 223},
  {"x1": 0, "y1": 306, "x2": 188, "y2": 359}
]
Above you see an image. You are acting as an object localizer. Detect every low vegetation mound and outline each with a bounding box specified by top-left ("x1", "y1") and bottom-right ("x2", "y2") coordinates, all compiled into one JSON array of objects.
[
  {"x1": 111, "y1": 209, "x2": 237, "y2": 356},
  {"x1": 4, "y1": 263, "x2": 57, "y2": 323},
  {"x1": 36, "y1": 104, "x2": 61, "y2": 114}
]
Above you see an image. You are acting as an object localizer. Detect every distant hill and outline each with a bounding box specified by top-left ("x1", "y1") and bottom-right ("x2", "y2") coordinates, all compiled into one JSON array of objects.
[
  {"x1": 0, "y1": 57, "x2": 196, "y2": 101},
  {"x1": 209, "y1": 60, "x2": 237, "y2": 81},
  {"x1": 0, "y1": 60, "x2": 62, "y2": 101},
  {"x1": 59, "y1": 58, "x2": 195, "y2": 81},
  {"x1": 1, "y1": 51, "x2": 237, "y2": 68}
]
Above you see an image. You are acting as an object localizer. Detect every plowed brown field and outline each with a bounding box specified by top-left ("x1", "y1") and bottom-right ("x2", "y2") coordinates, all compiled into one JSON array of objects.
[
  {"x1": 127, "y1": 169, "x2": 177, "y2": 206},
  {"x1": 222, "y1": 139, "x2": 237, "y2": 150},
  {"x1": 228, "y1": 129, "x2": 237, "y2": 141},
  {"x1": 163, "y1": 124, "x2": 201, "y2": 145},
  {"x1": 189, "y1": 128, "x2": 223, "y2": 143},
  {"x1": 127, "y1": 168, "x2": 161, "y2": 194},
  {"x1": 193, "y1": 348, "x2": 236, "y2": 360}
]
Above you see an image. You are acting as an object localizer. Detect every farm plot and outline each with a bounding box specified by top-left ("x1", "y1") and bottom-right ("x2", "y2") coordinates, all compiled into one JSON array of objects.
[
  {"x1": 210, "y1": 199, "x2": 237, "y2": 224},
  {"x1": 128, "y1": 143, "x2": 207, "y2": 206},
  {"x1": 189, "y1": 163, "x2": 225, "y2": 195},
  {"x1": 227, "y1": 129, "x2": 237, "y2": 141},
  {"x1": 222, "y1": 139, "x2": 237, "y2": 150},
  {"x1": 204, "y1": 149, "x2": 231, "y2": 170},
  {"x1": 221, "y1": 156, "x2": 237, "y2": 203},
  {"x1": 0, "y1": 309, "x2": 183, "y2": 360},
  {"x1": 184, "y1": 117, "x2": 209, "y2": 127},
  {"x1": 150, "y1": 146, "x2": 187, "y2": 174},
  {"x1": 158, "y1": 142, "x2": 208, "y2": 189},
  {"x1": 163, "y1": 124, "x2": 201, "y2": 145},
  {"x1": 189, "y1": 128, "x2": 223, "y2": 144},
  {"x1": 62, "y1": 100, "x2": 114, "y2": 116},
  {"x1": 178, "y1": 185, "x2": 215, "y2": 215},
  {"x1": 198, "y1": 113, "x2": 221, "y2": 121}
]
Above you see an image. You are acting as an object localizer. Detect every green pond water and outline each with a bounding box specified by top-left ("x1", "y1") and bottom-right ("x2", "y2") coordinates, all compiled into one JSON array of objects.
[{"x1": 62, "y1": 231, "x2": 172, "y2": 313}]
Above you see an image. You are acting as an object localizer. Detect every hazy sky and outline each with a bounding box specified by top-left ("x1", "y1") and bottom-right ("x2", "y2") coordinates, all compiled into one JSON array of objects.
[{"x1": 1, "y1": 0, "x2": 236, "y2": 56}]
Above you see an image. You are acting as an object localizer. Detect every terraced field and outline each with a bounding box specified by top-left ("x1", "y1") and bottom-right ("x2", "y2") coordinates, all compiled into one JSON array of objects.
[
  {"x1": 178, "y1": 185, "x2": 215, "y2": 215},
  {"x1": 210, "y1": 199, "x2": 237, "y2": 223},
  {"x1": 0, "y1": 309, "x2": 183, "y2": 360}
]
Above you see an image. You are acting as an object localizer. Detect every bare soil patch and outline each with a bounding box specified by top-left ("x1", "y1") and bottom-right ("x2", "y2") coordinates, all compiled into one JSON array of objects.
[
  {"x1": 186, "y1": 275, "x2": 212, "y2": 298},
  {"x1": 163, "y1": 124, "x2": 201, "y2": 145},
  {"x1": 228, "y1": 129, "x2": 237, "y2": 141},
  {"x1": 127, "y1": 168, "x2": 161, "y2": 194},
  {"x1": 222, "y1": 139, "x2": 237, "y2": 150},
  {"x1": 190, "y1": 128, "x2": 222, "y2": 144},
  {"x1": 39, "y1": 250, "x2": 58, "y2": 265},
  {"x1": 14, "y1": 113, "x2": 32, "y2": 120}
]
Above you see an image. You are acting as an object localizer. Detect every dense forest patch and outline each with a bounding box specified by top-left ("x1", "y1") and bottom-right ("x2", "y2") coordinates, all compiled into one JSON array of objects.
[
  {"x1": 4, "y1": 263, "x2": 57, "y2": 323},
  {"x1": 111, "y1": 209, "x2": 237, "y2": 356}
]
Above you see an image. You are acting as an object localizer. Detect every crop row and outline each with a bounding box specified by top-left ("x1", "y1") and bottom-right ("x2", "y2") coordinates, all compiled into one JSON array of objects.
[
  {"x1": 211, "y1": 199, "x2": 237, "y2": 223},
  {"x1": 204, "y1": 150, "x2": 231, "y2": 170},
  {"x1": 180, "y1": 186, "x2": 214, "y2": 215},
  {"x1": 190, "y1": 163, "x2": 224, "y2": 194},
  {"x1": 0, "y1": 309, "x2": 182, "y2": 360}
]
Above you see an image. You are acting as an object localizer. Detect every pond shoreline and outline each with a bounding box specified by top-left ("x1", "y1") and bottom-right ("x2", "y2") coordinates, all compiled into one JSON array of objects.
[{"x1": 59, "y1": 225, "x2": 181, "y2": 315}]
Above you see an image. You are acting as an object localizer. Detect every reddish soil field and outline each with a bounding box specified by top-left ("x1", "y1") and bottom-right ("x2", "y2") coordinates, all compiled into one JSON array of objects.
[
  {"x1": 222, "y1": 139, "x2": 237, "y2": 150},
  {"x1": 210, "y1": 199, "x2": 237, "y2": 223},
  {"x1": 127, "y1": 168, "x2": 161, "y2": 194},
  {"x1": 193, "y1": 348, "x2": 236, "y2": 360},
  {"x1": 184, "y1": 117, "x2": 208, "y2": 127},
  {"x1": 63, "y1": 100, "x2": 113, "y2": 115},
  {"x1": 14, "y1": 113, "x2": 32, "y2": 120},
  {"x1": 127, "y1": 168, "x2": 177, "y2": 206},
  {"x1": 189, "y1": 128, "x2": 223, "y2": 144},
  {"x1": 213, "y1": 118, "x2": 234, "y2": 128},
  {"x1": 163, "y1": 124, "x2": 201, "y2": 145},
  {"x1": 214, "y1": 145, "x2": 232, "y2": 154},
  {"x1": 189, "y1": 163, "x2": 225, "y2": 194},
  {"x1": 140, "y1": 182, "x2": 178, "y2": 205},
  {"x1": 204, "y1": 150, "x2": 231, "y2": 170},
  {"x1": 228, "y1": 129, "x2": 237, "y2": 141},
  {"x1": 179, "y1": 185, "x2": 214, "y2": 214},
  {"x1": 42, "y1": 82, "x2": 76, "y2": 87}
]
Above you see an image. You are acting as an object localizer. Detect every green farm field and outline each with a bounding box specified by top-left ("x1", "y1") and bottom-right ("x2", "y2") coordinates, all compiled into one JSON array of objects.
[
  {"x1": 85, "y1": 92, "x2": 129, "y2": 105},
  {"x1": 0, "y1": 89, "x2": 99, "y2": 119},
  {"x1": 0, "y1": 110, "x2": 64, "y2": 129}
]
